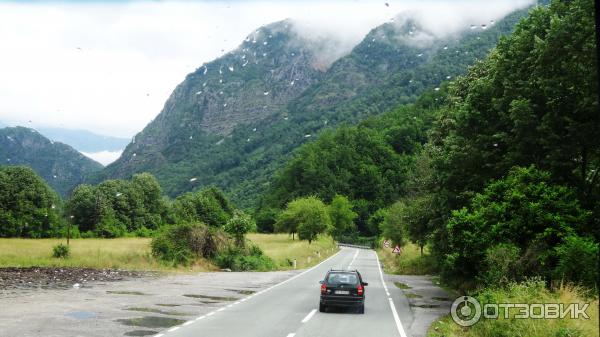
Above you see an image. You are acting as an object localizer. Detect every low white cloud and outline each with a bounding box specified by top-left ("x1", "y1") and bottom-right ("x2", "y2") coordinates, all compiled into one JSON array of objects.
[
  {"x1": 81, "y1": 150, "x2": 123, "y2": 166},
  {"x1": 0, "y1": 0, "x2": 533, "y2": 138}
]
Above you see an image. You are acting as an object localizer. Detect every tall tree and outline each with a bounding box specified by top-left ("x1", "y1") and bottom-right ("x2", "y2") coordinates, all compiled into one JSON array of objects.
[{"x1": 328, "y1": 195, "x2": 357, "y2": 239}]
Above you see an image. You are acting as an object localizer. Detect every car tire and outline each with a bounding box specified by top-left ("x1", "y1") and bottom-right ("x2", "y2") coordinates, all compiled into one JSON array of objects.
[
  {"x1": 319, "y1": 303, "x2": 326, "y2": 313},
  {"x1": 358, "y1": 304, "x2": 365, "y2": 314}
]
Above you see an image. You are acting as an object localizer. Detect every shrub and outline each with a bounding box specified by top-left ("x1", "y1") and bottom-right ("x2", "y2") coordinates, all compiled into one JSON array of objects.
[
  {"x1": 443, "y1": 166, "x2": 590, "y2": 285},
  {"x1": 554, "y1": 235, "x2": 599, "y2": 289},
  {"x1": 214, "y1": 245, "x2": 275, "y2": 271},
  {"x1": 151, "y1": 223, "x2": 228, "y2": 266},
  {"x1": 479, "y1": 243, "x2": 522, "y2": 286},
  {"x1": 223, "y1": 210, "x2": 255, "y2": 248},
  {"x1": 94, "y1": 215, "x2": 127, "y2": 238},
  {"x1": 52, "y1": 243, "x2": 70, "y2": 259}
]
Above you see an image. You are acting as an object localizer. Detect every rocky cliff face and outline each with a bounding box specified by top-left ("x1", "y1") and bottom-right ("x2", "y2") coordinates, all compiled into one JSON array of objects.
[
  {"x1": 100, "y1": 20, "x2": 326, "y2": 180},
  {"x1": 0, "y1": 127, "x2": 103, "y2": 196}
]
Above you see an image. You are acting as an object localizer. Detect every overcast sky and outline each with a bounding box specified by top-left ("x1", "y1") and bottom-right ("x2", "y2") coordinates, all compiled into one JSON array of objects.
[{"x1": 0, "y1": 0, "x2": 533, "y2": 138}]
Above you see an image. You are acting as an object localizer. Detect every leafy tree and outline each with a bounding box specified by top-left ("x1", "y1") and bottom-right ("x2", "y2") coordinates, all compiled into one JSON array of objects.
[
  {"x1": 65, "y1": 172, "x2": 167, "y2": 237},
  {"x1": 170, "y1": 187, "x2": 234, "y2": 227},
  {"x1": 0, "y1": 166, "x2": 63, "y2": 238},
  {"x1": 254, "y1": 207, "x2": 279, "y2": 233},
  {"x1": 276, "y1": 196, "x2": 331, "y2": 243},
  {"x1": 404, "y1": 195, "x2": 436, "y2": 255},
  {"x1": 328, "y1": 195, "x2": 357, "y2": 239},
  {"x1": 427, "y1": 0, "x2": 599, "y2": 243},
  {"x1": 443, "y1": 166, "x2": 590, "y2": 284},
  {"x1": 224, "y1": 210, "x2": 256, "y2": 248},
  {"x1": 553, "y1": 235, "x2": 599, "y2": 289},
  {"x1": 379, "y1": 202, "x2": 407, "y2": 247}
]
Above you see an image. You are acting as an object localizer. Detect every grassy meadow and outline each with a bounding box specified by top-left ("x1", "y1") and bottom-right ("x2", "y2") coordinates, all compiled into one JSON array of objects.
[
  {"x1": 247, "y1": 233, "x2": 338, "y2": 270},
  {"x1": 0, "y1": 234, "x2": 338, "y2": 272}
]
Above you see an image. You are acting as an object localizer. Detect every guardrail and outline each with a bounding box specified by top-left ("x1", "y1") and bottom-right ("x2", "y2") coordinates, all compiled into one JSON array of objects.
[{"x1": 337, "y1": 242, "x2": 372, "y2": 249}]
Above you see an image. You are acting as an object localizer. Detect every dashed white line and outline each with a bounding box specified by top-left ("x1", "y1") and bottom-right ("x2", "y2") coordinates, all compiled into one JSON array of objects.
[
  {"x1": 301, "y1": 309, "x2": 317, "y2": 323},
  {"x1": 195, "y1": 315, "x2": 205, "y2": 321},
  {"x1": 206, "y1": 312, "x2": 215, "y2": 317},
  {"x1": 375, "y1": 251, "x2": 408, "y2": 337},
  {"x1": 167, "y1": 327, "x2": 180, "y2": 332},
  {"x1": 286, "y1": 333, "x2": 296, "y2": 337},
  {"x1": 183, "y1": 321, "x2": 193, "y2": 326}
]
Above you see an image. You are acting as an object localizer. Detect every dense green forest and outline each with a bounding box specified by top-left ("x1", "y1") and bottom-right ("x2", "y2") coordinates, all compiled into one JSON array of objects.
[{"x1": 261, "y1": 0, "x2": 598, "y2": 288}]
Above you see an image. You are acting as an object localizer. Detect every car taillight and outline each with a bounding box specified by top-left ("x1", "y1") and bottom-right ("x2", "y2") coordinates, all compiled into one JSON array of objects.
[
  {"x1": 321, "y1": 283, "x2": 327, "y2": 294},
  {"x1": 357, "y1": 284, "x2": 363, "y2": 295}
]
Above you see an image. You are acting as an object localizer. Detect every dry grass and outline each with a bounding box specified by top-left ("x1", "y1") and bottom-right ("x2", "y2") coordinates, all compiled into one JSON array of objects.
[
  {"x1": 0, "y1": 238, "x2": 217, "y2": 272},
  {"x1": 0, "y1": 234, "x2": 338, "y2": 272},
  {"x1": 247, "y1": 233, "x2": 338, "y2": 269}
]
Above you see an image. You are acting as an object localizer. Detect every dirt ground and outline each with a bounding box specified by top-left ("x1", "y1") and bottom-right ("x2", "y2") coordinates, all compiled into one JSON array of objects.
[{"x1": 0, "y1": 267, "x2": 298, "y2": 337}]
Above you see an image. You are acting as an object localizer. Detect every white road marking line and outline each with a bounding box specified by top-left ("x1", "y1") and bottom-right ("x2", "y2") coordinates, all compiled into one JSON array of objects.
[
  {"x1": 301, "y1": 309, "x2": 317, "y2": 323},
  {"x1": 234, "y1": 301, "x2": 241, "y2": 305},
  {"x1": 154, "y1": 334, "x2": 164, "y2": 337},
  {"x1": 375, "y1": 251, "x2": 408, "y2": 337},
  {"x1": 159, "y1": 249, "x2": 344, "y2": 336},
  {"x1": 183, "y1": 321, "x2": 193, "y2": 326},
  {"x1": 286, "y1": 333, "x2": 296, "y2": 337},
  {"x1": 348, "y1": 249, "x2": 359, "y2": 268},
  {"x1": 226, "y1": 304, "x2": 233, "y2": 308},
  {"x1": 389, "y1": 298, "x2": 408, "y2": 337}
]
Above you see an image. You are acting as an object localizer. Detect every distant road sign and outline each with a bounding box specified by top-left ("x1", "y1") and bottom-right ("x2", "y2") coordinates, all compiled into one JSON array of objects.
[
  {"x1": 392, "y1": 245, "x2": 401, "y2": 254},
  {"x1": 383, "y1": 239, "x2": 390, "y2": 248}
]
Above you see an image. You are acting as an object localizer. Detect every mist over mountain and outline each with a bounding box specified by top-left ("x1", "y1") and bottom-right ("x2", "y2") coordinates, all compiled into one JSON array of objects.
[
  {"x1": 96, "y1": 5, "x2": 532, "y2": 207},
  {"x1": 35, "y1": 127, "x2": 129, "y2": 153},
  {"x1": 0, "y1": 127, "x2": 103, "y2": 196}
]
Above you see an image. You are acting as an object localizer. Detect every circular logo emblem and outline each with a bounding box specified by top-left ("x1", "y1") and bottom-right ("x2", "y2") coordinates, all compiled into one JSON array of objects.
[{"x1": 451, "y1": 296, "x2": 482, "y2": 326}]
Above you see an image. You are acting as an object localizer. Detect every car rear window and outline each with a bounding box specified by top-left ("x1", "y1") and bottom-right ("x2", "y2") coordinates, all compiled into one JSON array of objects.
[{"x1": 327, "y1": 272, "x2": 358, "y2": 285}]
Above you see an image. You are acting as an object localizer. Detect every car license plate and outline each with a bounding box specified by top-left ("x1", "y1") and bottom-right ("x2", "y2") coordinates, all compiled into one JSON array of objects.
[{"x1": 335, "y1": 290, "x2": 350, "y2": 295}]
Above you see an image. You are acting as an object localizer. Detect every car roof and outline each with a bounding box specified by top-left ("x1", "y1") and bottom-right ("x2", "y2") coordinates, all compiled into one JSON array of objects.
[{"x1": 327, "y1": 269, "x2": 359, "y2": 274}]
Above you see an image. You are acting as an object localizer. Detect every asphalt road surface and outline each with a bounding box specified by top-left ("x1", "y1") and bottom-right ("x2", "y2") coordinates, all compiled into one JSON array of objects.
[{"x1": 157, "y1": 247, "x2": 413, "y2": 337}]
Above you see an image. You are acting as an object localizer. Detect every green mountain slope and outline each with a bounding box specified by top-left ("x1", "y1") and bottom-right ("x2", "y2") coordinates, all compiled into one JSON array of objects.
[
  {"x1": 97, "y1": 8, "x2": 530, "y2": 208},
  {"x1": 0, "y1": 127, "x2": 103, "y2": 196}
]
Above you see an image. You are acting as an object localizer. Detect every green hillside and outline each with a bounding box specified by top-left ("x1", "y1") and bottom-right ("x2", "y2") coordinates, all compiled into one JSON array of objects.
[{"x1": 0, "y1": 127, "x2": 103, "y2": 196}]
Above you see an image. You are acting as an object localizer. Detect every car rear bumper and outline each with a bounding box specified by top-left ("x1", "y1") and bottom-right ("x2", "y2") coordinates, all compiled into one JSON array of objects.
[{"x1": 320, "y1": 295, "x2": 364, "y2": 307}]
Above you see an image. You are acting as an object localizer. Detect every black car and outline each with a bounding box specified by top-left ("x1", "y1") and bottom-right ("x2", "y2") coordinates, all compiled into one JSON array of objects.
[{"x1": 319, "y1": 269, "x2": 368, "y2": 314}]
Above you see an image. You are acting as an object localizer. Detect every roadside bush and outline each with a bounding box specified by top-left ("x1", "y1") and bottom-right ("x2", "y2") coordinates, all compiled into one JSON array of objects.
[
  {"x1": 443, "y1": 166, "x2": 590, "y2": 286},
  {"x1": 151, "y1": 223, "x2": 228, "y2": 266},
  {"x1": 52, "y1": 243, "x2": 70, "y2": 259},
  {"x1": 94, "y1": 215, "x2": 127, "y2": 238},
  {"x1": 554, "y1": 235, "x2": 599, "y2": 289},
  {"x1": 214, "y1": 245, "x2": 275, "y2": 271},
  {"x1": 479, "y1": 243, "x2": 522, "y2": 287}
]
